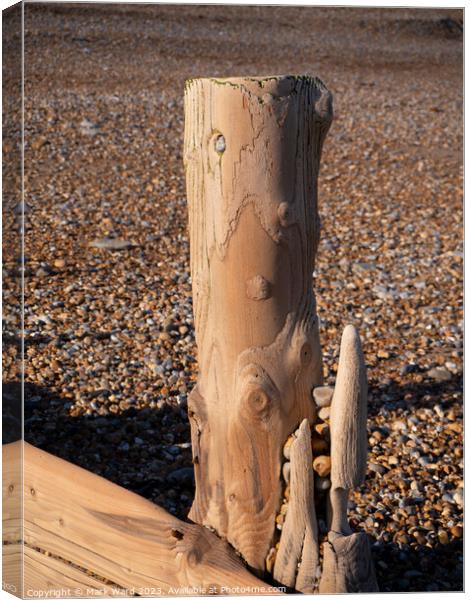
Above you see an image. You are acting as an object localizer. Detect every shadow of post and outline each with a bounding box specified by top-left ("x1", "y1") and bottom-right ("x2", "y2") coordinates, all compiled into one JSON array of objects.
[{"x1": 4, "y1": 380, "x2": 195, "y2": 520}]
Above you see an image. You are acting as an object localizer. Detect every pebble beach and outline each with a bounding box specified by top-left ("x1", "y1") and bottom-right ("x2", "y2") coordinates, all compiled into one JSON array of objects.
[{"x1": 2, "y1": 4, "x2": 463, "y2": 592}]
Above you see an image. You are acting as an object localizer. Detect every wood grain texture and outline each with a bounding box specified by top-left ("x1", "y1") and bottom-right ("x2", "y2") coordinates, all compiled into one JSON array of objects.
[
  {"x1": 3, "y1": 544, "x2": 22, "y2": 598},
  {"x1": 318, "y1": 532, "x2": 379, "y2": 593},
  {"x1": 323, "y1": 325, "x2": 377, "y2": 592},
  {"x1": 183, "y1": 75, "x2": 332, "y2": 570},
  {"x1": 329, "y1": 324, "x2": 368, "y2": 538},
  {"x1": 330, "y1": 324, "x2": 368, "y2": 491},
  {"x1": 23, "y1": 546, "x2": 126, "y2": 598},
  {"x1": 3, "y1": 441, "x2": 280, "y2": 596},
  {"x1": 273, "y1": 420, "x2": 318, "y2": 593}
]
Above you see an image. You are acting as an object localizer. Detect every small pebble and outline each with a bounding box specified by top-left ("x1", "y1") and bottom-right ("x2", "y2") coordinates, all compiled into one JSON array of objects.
[
  {"x1": 282, "y1": 461, "x2": 291, "y2": 484},
  {"x1": 283, "y1": 435, "x2": 294, "y2": 460},
  {"x1": 369, "y1": 463, "x2": 386, "y2": 475},
  {"x1": 313, "y1": 386, "x2": 334, "y2": 408},
  {"x1": 450, "y1": 525, "x2": 463, "y2": 538},
  {"x1": 453, "y1": 489, "x2": 463, "y2": 507},
  {"x1": 315, "y1": 476, "x2": 331, "y2": 491},
  {"x1": 313, "y1": 455, "x2": 331, "y2": 477},
  {"x1": 427, "y1": 367, "x2": 452, "y2": 382},
  {"x1": 90, "y1": 237, "x2": 133, "y2": 250},
  {"x1": 314, "y1": 422, "x2": 330, "y2": 438}
]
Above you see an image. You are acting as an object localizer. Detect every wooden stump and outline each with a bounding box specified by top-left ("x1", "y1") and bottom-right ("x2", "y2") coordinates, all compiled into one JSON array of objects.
[{"x1": 183, "y1": 75, "x2": 332, "y2": 570}]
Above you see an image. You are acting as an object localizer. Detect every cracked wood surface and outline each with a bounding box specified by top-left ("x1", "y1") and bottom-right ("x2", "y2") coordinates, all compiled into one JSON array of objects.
[
  {"x1": 3, "y1": 441, "x2": 277, "y2": 597},
  {"x1": 184, "y1": 75, "x2": 332, "y2": 571}
]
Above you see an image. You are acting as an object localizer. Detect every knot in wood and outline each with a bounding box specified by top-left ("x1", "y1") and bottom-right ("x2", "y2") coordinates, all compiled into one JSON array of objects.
[
  {"x1": 277, "y1": 202, "x2": 294, "y2": 227},
  {"x1": 186, "y1": 547, "x2": 202, "y2": 568},
  {"x1": 247, "y1": 387, "x2": 270, "y2": 415},
  {"x1": 214, "y1": 134, "x2": 226, "y2": 153},
  {"x1": 300, "y1": 342, "x2": 312, "y2": 366},
  {"x1": 246, "y1": 274, "x2": 272, "y2": 301},
  {"x1": 171, "y1": 528, "x2": 184, "y2": 540}
]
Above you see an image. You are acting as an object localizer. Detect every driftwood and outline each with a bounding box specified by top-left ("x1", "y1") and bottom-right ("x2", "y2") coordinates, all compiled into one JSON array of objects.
[
  {"x1": 329, "y1": 324, "x2": 368, "y2": 538},
  {"x1": 3, "y1": 441, "x2": 280, "y2": 597}
]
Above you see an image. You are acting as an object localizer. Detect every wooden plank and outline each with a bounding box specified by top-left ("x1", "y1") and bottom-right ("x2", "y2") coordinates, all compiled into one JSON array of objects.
[
  {"x1": 3, "y1": 442, "x2": 281, "y2": 596},
  {"x1": 3, "y1": 544, "x2": 22, "y2": 598},
  {"x1": 3, "y1": 440, "x2": 22, "y2": 544}
]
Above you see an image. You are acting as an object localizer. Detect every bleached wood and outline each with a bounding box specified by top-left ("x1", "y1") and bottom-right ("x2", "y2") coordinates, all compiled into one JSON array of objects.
[
  {"x1": 322, "y1": 325, "x2": 377, "y2": 592},
  {"x1": 3, "y1": 441, "x2": 279, "y2": 596},
  {"x1": 330, "y1": 324, "x2": 367, "y2": 490},
  {"x1": 184, "y1": 75, "x2": 332, "y2": 571},
  {"x1": 273, "y1": 420, "x2": 318, "y2": 592},
  {"x1": 329, "y1": 324, "x2": 368, "y2": 538}
]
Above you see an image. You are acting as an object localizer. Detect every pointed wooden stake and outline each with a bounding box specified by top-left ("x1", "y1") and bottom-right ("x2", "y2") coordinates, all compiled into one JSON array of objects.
[
  {"x1": 319, "y1": 324, "x2": 378, "y2": 593},
  {"x1": 329, "y1": 324, "x2": 368, "y2": 534},
  {"x1": 273, "y1": 420, "x2": 318, "y2": 593}
]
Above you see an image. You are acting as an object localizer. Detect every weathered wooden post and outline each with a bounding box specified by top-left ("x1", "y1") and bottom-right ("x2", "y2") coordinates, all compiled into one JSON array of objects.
[
  {"x1": 183, "y1": 75, "x2": 378, "y2": 592},
  {"x1": 3, "y1": 76, "x2": 377, "y2": 596}
]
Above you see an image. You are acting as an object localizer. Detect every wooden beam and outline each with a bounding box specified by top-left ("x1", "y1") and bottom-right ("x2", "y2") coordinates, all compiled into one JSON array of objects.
[
  {"x1": 3, "y1": 441, "x2": 282, "y2": 596},
  {"x1": 23, "y1": 546, "x2": 126, "y2": 598}
]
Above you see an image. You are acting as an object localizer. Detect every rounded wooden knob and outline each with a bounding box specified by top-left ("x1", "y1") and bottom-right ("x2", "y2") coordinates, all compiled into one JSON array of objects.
[{"x1": 247, "y1": 387, "x2": 271, "y2": 416}]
